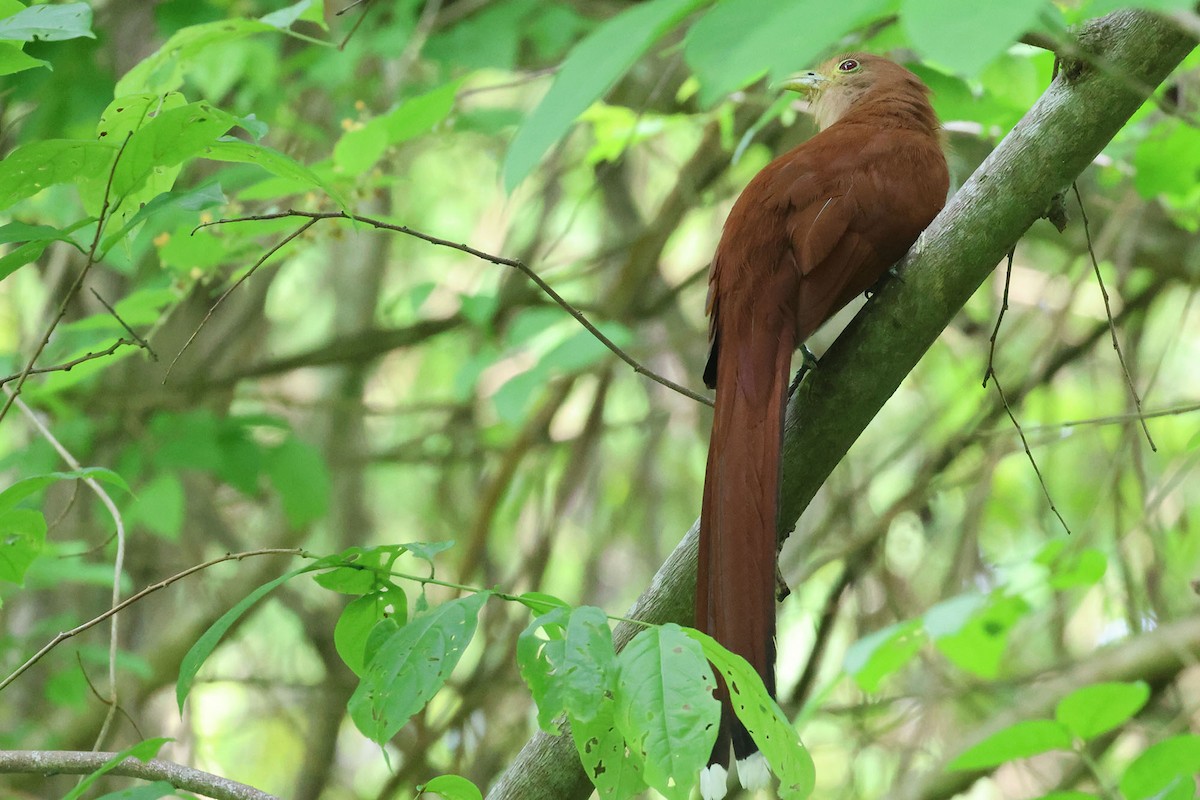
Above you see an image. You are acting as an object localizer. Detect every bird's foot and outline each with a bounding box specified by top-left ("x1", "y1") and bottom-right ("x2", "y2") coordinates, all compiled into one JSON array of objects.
[
  {"x1": 787, "y1": 346, "x2": 819, "y2": 397},
  {"x1": 864, "y1": 265, "x2": 904, "y2": 298},
  {"x1": 775, "y1": 562, "x2": 791, "y2": 602}
]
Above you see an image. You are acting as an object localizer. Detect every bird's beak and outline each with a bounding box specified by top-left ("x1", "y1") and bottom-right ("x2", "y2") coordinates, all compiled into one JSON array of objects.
[{"x1": 778, "y1": 71, "x2": 829, "y2": 96}]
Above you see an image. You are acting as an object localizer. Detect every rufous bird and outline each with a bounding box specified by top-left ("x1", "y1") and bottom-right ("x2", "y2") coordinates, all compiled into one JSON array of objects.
[{"x1": 695, "y1": 53, "x2": 949, "y2": 800}]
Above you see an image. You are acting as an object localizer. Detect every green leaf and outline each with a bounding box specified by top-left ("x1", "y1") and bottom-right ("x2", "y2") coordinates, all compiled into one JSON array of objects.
[
  {"x1": 176, "y1": 562, "x2": 313, "y2": 711},
  {"x1": 348, "y1": 592, "x2": 489, "y2": 743},
  {"x1": 0, "y1": 2, "x2": 94, "y2": 42},
  {"x1": 517, "y1": 606, "x2": 616, "y2": 731},
  {"x1": 261, "y1": 0, "x2": 319, "y2": 29},
  {"x1": 614, "y1": 624, "x2": 718, "y2": 800},
  {"x1": 0, "y1": 468, "x2": 129, "y2": 515},
  {"x1": 201, "y1": 138, "x2": 347, "y2": 208},
  {"x1": 1134, "y1": 120, "x2": 1200, "y2": 200},
  {"x1": 902, "y1": 0, "x2": 1047, "y2": 75},
  {"x1": 264, "y1": 437, "x2": 331, "y2": 526},
  {"x1": 94, "y1": 782, "x2": 178, "y2": 800},
  {"x1": 115, "y1": 18, "x2": 276, "y2": 96},
  {"x1": 333, "y1": 80, "x2": 461, "y2": 174},
  {"x1": 0, "y1": 507, "x2": 46, "y2": 584},
  {"x1": 61, "y1": 738, "x2": 171, "y2": 800},
  {"x1": 947, "y1": 719, "x2": 1073, "y2": 770},
  {"x1": 934, "y1": 593, "x2": 1029, "y2": 679},
  {"x1": 844, "y1": 619, "x2": 924, "y2": 692},
  {"x1": 684, "y1": 0, "x2": 891, "y2": 107},
  {"x1": 421, "y1": 774, "x2": 483, "y2": 800},
  {"x1": 516, "y1": 590, "x2": 570, "y2": 616},
  {"x1": 570, "y1": 693, "x2": 648, "y2": 799},
  {"x1": 0, "y1": 139, "x2": 117, "y2": 210},
  {"x1": 110, "y1": 101, "x2": 238, "y2": 199},
  {"x1": 1055, "y1": 680, "x2": 1149, "y2": 740},
  {"x1": 0, "y1": 41, "x2": 48, "y2": 75},
  {"x1": 402, "y1": 540, "x2": 455, "y2": 564},
  {"x1": 335, "y1": 592, "x2": 398, "y2": 676},
  {"x1": 1119, "y1": 734, "x2": 1200, "y2": 800},
  {"x1": 501, "y1": 0, "x2": 704, "y2": 191},
  {"x1": 127, "y1": 472, "x2": 185, "y2": 540},
  {"x1": 690, "y1": 629, "x2": 815, "y2": 800},
  {"x1": 0, "y1": 219, "x2": 90, "y2": 281}
]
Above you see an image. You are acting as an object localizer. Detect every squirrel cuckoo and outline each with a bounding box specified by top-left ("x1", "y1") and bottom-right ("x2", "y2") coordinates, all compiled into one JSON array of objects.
[{"x1": 695, "y1": 54, "x2": 948, "y2": 799}]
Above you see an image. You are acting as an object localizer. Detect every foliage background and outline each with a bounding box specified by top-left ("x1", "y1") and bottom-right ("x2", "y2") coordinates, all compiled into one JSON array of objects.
[{"x1": 1, "y1": 0, "x2": 1200, "y2": 799}]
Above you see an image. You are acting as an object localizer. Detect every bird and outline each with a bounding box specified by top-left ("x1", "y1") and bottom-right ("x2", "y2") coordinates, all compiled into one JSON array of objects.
[{"x1": 695, "y1": 53, "x2": 949, "y2": 800}]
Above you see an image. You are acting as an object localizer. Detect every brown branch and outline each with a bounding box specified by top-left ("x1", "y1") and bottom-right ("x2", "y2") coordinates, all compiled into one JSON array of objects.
[
  {"x1": 0, "y1": 750, "x2": 278, "y2": 800},
  {"x1": 194, "y1": 210, "x2": 713, "y2": 406}
]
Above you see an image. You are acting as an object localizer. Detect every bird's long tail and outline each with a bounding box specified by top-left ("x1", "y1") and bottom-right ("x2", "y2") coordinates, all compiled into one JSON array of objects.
[{"x1": 696, "y1": 320, "x2": 794, "y2": 800}]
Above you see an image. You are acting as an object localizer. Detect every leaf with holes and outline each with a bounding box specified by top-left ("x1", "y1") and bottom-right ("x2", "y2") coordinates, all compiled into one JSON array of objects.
[
  {"x1": 517, "y1": 606, "x2": 615, "y2": 731},
  {"x1": 570, "y1": 692, "x2": 648, "y2": 799},
  {"x1": 689, "y1": 629, "x2": 815, "y2": 800},
  {"x1": 0, "y1": 139, "x2": 117, "y2": 210},
  {"x1": 0, "y1": 2, "x2": 93, "y2": 42},
  {"x1": 348, "y1": 592, "x2": 489, "y2": 743}
]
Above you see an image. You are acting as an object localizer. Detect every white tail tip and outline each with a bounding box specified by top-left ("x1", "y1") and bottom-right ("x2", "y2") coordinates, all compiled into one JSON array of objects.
[
  {"x1": 699, "y1": 763, "x2": 729, "y2": 800},
  {"x1": 735, "y1": 751, "x2": 771, "y2": 790}
]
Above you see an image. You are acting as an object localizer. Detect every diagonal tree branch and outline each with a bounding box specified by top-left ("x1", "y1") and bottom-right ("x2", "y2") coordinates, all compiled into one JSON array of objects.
[{"x1": 486, "y1": 10, "x2": 1196, "y2": 800}]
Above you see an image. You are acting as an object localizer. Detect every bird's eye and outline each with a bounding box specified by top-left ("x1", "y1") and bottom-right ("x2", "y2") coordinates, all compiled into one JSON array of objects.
[{"x1": 838, "y1": 59, "x2": 860, "y2": 73}]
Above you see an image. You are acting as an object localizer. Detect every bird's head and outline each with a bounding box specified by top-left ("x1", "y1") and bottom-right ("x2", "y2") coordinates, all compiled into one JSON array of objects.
[{"x1": 780, "y1": 53, "x2": 931, "y2": 131}]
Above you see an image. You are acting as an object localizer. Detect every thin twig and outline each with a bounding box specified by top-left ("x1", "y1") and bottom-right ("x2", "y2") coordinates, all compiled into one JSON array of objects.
[
  {"x1": 979, "y1": 400, "x2": 1200, "y2": 437},
  {"x1": 987, "y1": 368, "x2": 1072, "y2": 535},
  {"x1": 164, "y1": 218, "x2": 319, "y2": 382},
  {"x1": 0, "y1": 339, "x2": 141, "y2": 386},
  {"x1": 5, "y1": 387, "x2": 127, "y2": 749},
  {"x1": 982, "y1": 249, "x2": 1014, "y2": 388},
  {"x1": 89, "y1": 287, "x2": 158, "y2": 360},
  {"x1": 1073, "y1": 182, "x2": 1156, "y2": 451},
  {"x1": 337, "y1": 0, "x2": 373, "y2": 49},
  {"x1": 194, "y1": 210, "x2": 714, "y2": 406},
  {"x1": 0, "y1": 548, "x2": 306, "y2": 694},
  {"x1": 0, "y1": 133, "x2": 133, "y2": 426}
]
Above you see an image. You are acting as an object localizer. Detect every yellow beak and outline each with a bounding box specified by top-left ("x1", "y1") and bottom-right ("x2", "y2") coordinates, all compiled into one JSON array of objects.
[{"x1": 778, "y1": 71, "x2": 829, "y2": 95}]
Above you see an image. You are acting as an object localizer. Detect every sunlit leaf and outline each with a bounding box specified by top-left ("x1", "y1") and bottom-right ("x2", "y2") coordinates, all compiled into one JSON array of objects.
[
  {"x1": 1119, "y1": 734, "x2": 1200, "y2": 800},
  {"x1": 947, "y1": 719, "x2": 1073, "y2": 770},
  {"x1": 502, "y1": 0, "x2": 704, "y2": 191},
  {"x1": 1055, "y1": 680, "x2": 1149, "y2": 740}
]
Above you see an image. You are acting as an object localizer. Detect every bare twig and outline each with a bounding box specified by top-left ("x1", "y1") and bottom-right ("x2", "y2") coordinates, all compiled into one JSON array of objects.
[
  {"x1": 0, "y1": 339, "x2": 141, "y2": 386},
  {"x1": 1073, "y1": 182, "x2": 1156, "y2": 451},
  {"x1": 164, "y1": 218, "x2": 319, "y2": 382},
  {"x1": 194, "y1": 210, "x2": 714, "y2": 406},
  {"x1": 982, "y1": 249, "x2": 1015, "y2": 387},
  {"x1": 337, "y1": 0, "x2": 373, "y2": 49},
  {"x1": 0, "y1": 549, "x2": 306, "y2": 694},
  {"x1": 89, "y1": 287, "x2": 157, "y2": 359},
  {"x1": 0, "y1": 133, "x2": 133, "y2": 426},
  {"x1": 986, "y1": 368, "x2": 1072, "y2": 535},
  {"x1": 6, "y1": 389, "x2": 128, "y2": 749}
]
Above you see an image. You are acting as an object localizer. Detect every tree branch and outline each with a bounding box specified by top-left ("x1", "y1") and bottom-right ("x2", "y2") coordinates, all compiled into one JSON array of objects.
[
  {"x1": 0, "y1": 750, "x2": 279, "y2": 800},
  {"x1": 486, "y1": 10, "x2": 1197, "y2": 800}
]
